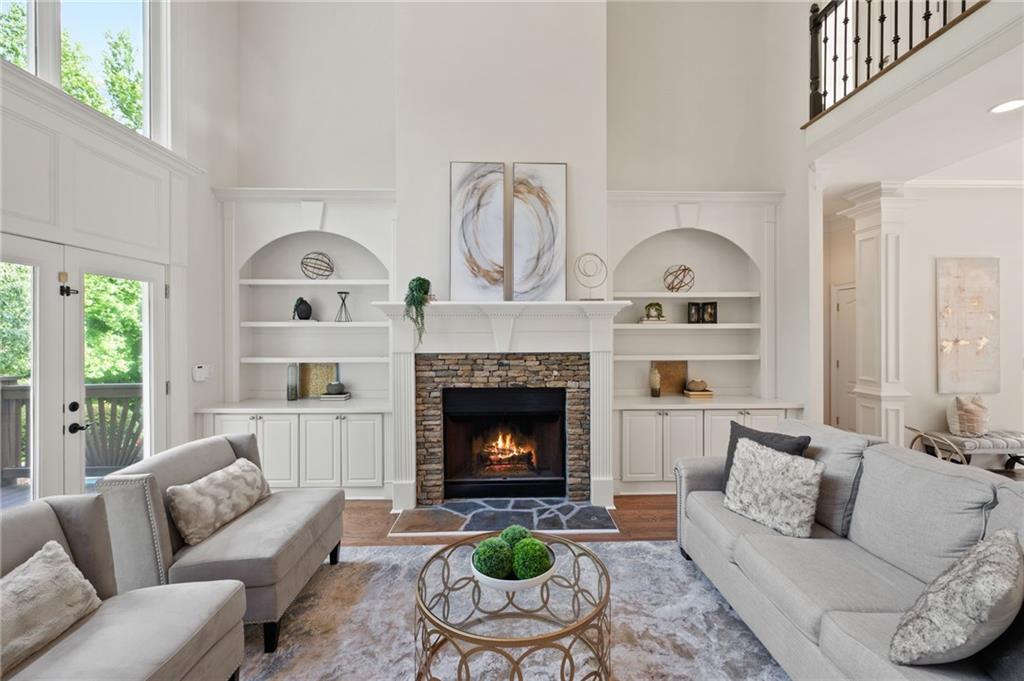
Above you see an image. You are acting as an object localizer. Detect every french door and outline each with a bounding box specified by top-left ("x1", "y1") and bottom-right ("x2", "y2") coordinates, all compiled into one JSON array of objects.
[{"x1": 0, "y1": 234, "x2": 166, "y2": 505}]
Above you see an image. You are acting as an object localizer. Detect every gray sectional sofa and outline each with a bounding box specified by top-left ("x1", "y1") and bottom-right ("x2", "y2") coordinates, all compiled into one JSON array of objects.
[
  {"x1": 98, "y1": 433, "x2": 345, "y2": 653},
  {"x1": 675, "y1": 420, "x2": 1024, "y2": 681},
  {"x1": 0, "y1": 495, "x2": 244, "y2": 680}
]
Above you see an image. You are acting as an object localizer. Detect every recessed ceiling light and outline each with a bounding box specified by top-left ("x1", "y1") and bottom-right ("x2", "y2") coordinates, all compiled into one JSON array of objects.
[{"x1": 989, "y1": 99, "x2": 1024, "y2": 114}]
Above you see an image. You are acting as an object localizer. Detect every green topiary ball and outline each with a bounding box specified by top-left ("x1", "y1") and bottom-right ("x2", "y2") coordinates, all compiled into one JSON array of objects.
[
  {"x1": 512, "y1": 538, "x2": 552, "y2": 580},
  {"x1": 499, "y1": 524, "x2": 531, "y2": 548},
  {"x1": 473, "y1": 537, "x2": 513, "y2": 579}
]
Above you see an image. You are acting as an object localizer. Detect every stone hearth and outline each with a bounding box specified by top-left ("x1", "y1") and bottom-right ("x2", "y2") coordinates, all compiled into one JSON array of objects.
[{"x1": 415, "y1": 353, "x2": 590, "y2": 505}]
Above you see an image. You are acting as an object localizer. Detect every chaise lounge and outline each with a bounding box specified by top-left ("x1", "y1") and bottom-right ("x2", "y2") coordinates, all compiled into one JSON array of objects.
[{"x1": 98, "y1": 433, "x2": 345, "y2": 653}]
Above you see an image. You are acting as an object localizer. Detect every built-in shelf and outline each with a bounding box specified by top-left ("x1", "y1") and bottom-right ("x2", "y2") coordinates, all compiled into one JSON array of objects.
[
  {"x1": 613, "y1": 395, "x2": 802, "y2": 411},
  {"x1": 241, "y1": 321, "x2": 389, "y2": 329},
  {"x1": 240, "y1": 278, "x2": 389, "y2": 287},
  {"x1": 240, "y1": 356, "x2": 389, "y2": 364},
  {"x1": 195, "y1": 397, "x2": 393, "y2": 414},
  {"x1": 613, "y1": 291, "x2": 760, "y2": 299},
  {"x1": 613, "y1": 323, "x2": 760, "y2": 331},
  {"x1": 614, "y1": 354, "x2": 760, "y2": 362}
]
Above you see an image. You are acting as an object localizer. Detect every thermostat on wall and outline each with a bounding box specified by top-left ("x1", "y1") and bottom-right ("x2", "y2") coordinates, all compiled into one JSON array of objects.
[{"x1": 191, "y1": 364, "x2": 211, "y2": 383}]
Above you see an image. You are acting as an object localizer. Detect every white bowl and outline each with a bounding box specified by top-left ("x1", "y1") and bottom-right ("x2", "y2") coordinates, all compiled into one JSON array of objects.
[{"x1": 471, "y1": 544, "x2": 557, "y2": 592}]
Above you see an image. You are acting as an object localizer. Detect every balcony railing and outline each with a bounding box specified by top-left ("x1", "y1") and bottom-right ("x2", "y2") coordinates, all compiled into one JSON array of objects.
[
  {"x1": 1, "y1": 381, "x2": 144, "y2": 484},
  {"x1": 808, "y1": 0, "x2": 989, "y2": 122}
]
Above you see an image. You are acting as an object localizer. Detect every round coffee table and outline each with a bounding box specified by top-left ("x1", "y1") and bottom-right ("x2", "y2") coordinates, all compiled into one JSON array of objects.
[{"x1": 415, "y1": 532, "x2": 611, "y2": 680}]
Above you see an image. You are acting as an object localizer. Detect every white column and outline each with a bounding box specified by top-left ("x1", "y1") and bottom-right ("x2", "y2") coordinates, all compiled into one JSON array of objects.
[
  {"x1": 587, "y1": 311, "x2": 616, "y2": 508},
  {"x1": 387, "y1": 310, "x2": 418, "y2": 511},
  {"x1": 840, "y1": 183, "x2": 912, "y2": 444}
]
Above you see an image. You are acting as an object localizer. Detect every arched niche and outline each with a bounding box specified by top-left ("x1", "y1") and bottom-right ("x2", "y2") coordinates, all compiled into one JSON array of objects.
[
  {"x1": 241, "y1": 231, "x2": 388, "y2": 280},
  {"x1": 613, "y1": 228, "x2": 760, "y2": 293}
]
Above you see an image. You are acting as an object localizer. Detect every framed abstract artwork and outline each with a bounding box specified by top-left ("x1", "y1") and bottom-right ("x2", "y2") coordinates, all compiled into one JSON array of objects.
[
  {"x1": 936, "y1": 257, "x2": 1000, "y2": 394},
  {"x1": 450, "y1": 161, "x2": 505, "y2": 300},
  {"x1": 512, "y1": 162, "x2": 566, "y2": 301}
]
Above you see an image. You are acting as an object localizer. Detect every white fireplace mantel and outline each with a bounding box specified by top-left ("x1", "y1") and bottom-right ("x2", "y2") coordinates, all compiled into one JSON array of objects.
[{"x1": 373, "y1": 300, "x2": 629, "y2": 511}]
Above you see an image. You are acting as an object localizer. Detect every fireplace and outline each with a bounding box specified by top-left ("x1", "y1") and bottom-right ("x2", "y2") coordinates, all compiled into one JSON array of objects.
[{"x1": 443, "y1": 387, "x2": 566, "y2": 499}]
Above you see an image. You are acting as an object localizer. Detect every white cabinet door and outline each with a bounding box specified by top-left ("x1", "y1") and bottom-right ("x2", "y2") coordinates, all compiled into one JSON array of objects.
[
  {"x1": 259, "y1": 415, "x2": 299, "y2": 488},
  {"x1": 663, "y1": 412, "x2": 704, "y2": 479},
  {"x1": 213, "y1": 414, "x2": 257, "y2": 436},
  {"x1": 300, "y1": 415, "x2": 341, "y2": 487},
  {"x1": 703, "y1": 410, "x2": 743, "y2": 458},
  {"x1": 621, "y1": 411, "x2": 663, "y2": 482},
  {"x1": 745, "y1": 409, "x2": 785, "y2": 433},
  {"x1": 341, "y1": 414, "x2": 383, "y2": 487}
]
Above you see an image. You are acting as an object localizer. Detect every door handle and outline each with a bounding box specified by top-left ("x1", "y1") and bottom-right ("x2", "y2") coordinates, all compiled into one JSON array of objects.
[{"x1": 68, "y1": 422, "x2": 91, "y2": 434}]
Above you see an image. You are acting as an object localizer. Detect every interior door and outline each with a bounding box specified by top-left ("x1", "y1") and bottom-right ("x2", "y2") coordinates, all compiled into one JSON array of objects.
[
  {"x1": 63, "y1": 248, "x2": 166, "y2": 494},
  {"x1": 0, "y1": 234, "x2": 63, "y2": 506},
  {"x1": 831, "y1": 285, "x2": 857, "y2": 431}
]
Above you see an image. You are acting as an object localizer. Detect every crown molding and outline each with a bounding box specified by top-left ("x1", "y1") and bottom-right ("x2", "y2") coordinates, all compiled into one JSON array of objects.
[
  {"x1": 904, "y1": 179, "x2": 1024, "y2": 190},
  {"x1": 213, "y1": 187, "x2": 397, "y2": 202},
  {"x1": 607, "y1": 190, "x2": 784, "y2": 205}
]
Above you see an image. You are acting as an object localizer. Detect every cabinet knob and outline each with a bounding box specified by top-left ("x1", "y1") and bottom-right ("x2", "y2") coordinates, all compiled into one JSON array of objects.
[{"x1": 248, "y1": 415, "x2": 256, "y2": 420}]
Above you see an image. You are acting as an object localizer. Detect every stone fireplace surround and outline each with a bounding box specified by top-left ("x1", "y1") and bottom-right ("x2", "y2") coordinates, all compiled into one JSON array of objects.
[{"x1": 415, "y1": 353, "x2": 590, "y2": 505}]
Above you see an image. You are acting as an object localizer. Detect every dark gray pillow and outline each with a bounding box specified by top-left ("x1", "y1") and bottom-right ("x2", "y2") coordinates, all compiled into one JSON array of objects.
[{"x1": 723, "y1": 421, "x2": 811, "y2": 491}]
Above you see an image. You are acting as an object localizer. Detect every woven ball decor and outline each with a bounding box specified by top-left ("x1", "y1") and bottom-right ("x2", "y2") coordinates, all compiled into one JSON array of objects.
[
  {"x1": 663, "y1": 264, "x2": 695, "y2": 292},
  {"x1": 300, "y1": 251, "x2": 335, "y2": 280}
]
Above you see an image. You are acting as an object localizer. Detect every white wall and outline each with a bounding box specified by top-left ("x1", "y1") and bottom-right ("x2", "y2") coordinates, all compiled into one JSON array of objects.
[
  {"x1": 236, "y1": 2, "x2": 396, "y2": 188},
  {"x1": 823, "y1": 219, "x2": 854, "y2": 420},
  {"x1": 395, "y1": 2, "x2": 607, "y2": 299},
  {"x1": 902, "y1": 187, "x2": 1024, "y2": 450}
]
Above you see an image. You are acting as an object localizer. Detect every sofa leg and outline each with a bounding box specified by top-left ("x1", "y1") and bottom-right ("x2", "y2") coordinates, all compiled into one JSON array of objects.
[
  {"x1": 228, "y1": 668, "x2": 240, "y2": 681},
  {"x1": 680, "y1": 546, "x2": 692, "y2": 561},
  {"x1": 263, "y1": 622, "x2": 280, "y2": 653},
  {"x1": 329, "y1": 542, "x2": 340, "y2": 566}
]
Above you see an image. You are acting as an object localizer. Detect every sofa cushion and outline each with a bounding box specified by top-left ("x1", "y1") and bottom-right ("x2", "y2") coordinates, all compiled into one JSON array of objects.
[
  {"x1": 820, "y1": 611, "x2": 992, "y2": 681},
  {"x1": 686, "y1": 491, "x2": 836, "y2": 562},
  {"x1": 775, "y1": 420, "x2": 885, "y2": 536},
  {"x1": 167, "y1": 458, "x2": 270, "y2": 545},
  {"x1": 723, "y1": 421, "x2": 810, "y2": 489},
  {"x1": 169, "y1": 488, "x2": 344, "y2": 587},
  {"x1": 849, "y1": 445, "x2": 998, "y2": 583},
  {"x1": 734, "y1": 534, "x2": 925, "y2": 642},
  {"x1": 5, "y1": 580, "x2": 244, "y2": 681}
]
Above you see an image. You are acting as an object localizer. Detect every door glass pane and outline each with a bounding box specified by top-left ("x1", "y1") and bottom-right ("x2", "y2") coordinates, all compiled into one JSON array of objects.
[
  {"x1": 0, "y1": 262, "x2": 33, "y2": 508},
  {"x1": 83, "y1": 273, "x2": 147, "y2": 491},
  {"x1": 60, "y1": 1, "x2": 146, "y2": 133},
  {"x1": 0, "y1": 1, "x2": 31, "y2": 71}
]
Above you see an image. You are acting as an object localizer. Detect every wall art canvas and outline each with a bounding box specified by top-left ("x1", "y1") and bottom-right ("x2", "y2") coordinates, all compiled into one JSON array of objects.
[
  {"x1": 512, "y1": 162, "x2": 566, "y2": 301},
  {"x1": 936, "y1": 257, "x2": 1000, "y2": 394},
  {"x1": 450, "y1": 161, "x2": 505, "y2": 300}
]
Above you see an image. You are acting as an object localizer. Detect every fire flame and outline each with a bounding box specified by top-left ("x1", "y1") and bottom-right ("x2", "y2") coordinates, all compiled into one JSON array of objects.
[{"x1": 483, "y1": 432, "x2": 536, "y2": 466}]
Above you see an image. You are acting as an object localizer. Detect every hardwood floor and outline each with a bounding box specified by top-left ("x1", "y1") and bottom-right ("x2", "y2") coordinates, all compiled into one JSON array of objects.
[{"x1": 341, "y1": 495, "x2": 677, "y2": 547}]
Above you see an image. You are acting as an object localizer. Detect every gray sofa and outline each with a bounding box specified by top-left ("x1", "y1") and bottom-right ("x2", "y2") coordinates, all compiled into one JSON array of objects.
[
  {"x1": 97, "y1": 433, "x2": 345, "y2": 653},
  {"x1": 675, "y1": 420, "x2": 1024, "y2": 681},
  {"x1": 0, "y1": 495, "x2": 244, "y2": 680}
]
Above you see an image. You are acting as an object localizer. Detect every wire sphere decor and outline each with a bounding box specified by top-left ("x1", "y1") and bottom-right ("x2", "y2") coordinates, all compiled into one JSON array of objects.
[
  {"x1": 663, "y1": 264, "x2": 695, "y2": 292},
  {"x1": 300, "y1": 251, "x2": 335, "y2": 280},
  {"x1": 573, "y1": 252, "x2": 608, "y2": 300}
]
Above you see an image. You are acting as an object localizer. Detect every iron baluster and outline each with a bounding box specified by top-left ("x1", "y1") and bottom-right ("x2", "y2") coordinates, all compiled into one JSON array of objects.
[
  {"x1": 843, "y1": 0, "x2": 849, "y2": 95},
  {"x1": 865, "y1": 0, "x2": 873, "y2": 78},
  {"x1": 810, "y1": 4, "x2": 823, "y2": 117},
  {"x1": 893, "y1": 0, "x2": 900, "y2": 60},
  {"x1": 878, "y1": 0, "x2": 886, "y2": 71},
  {"x1": 854, "y1": 0, "x2": 861, "y2": 87}
]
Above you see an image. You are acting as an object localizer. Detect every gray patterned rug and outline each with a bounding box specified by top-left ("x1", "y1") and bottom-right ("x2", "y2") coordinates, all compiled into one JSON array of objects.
[{"x1": 241, "y1": 541, "x2": 788, "y2": 681}]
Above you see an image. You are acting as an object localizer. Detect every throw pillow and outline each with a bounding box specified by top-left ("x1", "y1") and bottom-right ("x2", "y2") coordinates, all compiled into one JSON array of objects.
[
  {"x1": 723, "y1": 421, "x2": 811, "y2": 491},
  {"x1": 723, "y1": 438, "x2": 825, "y2": 538},
  {"x1": 890, "y1": 529, "x2": 1024, "y2": 666},
  {"x1": 167, "y1": 457, "x2": 270, "y2": 545},
  {"x1": 1, "y1": 540, "x2": 102, "y2": 674},
  {"x1": 947, "y1": 395, "x2": 991, "y2": 437}
]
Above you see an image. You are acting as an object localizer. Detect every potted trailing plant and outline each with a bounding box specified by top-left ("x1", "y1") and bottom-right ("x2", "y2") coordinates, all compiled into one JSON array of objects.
[{"x1": 404, "y1": 277, "x2": 431, "y2": 344}]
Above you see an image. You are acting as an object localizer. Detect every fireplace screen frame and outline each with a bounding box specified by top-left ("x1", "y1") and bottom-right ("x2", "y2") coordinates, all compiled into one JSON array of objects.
[{"x1": 442, "y1": 387, "x2": 567, "y2": 499}]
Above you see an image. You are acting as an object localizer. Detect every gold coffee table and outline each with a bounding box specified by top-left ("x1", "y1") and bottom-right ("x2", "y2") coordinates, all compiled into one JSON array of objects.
[{"x1": 415, "y1": 532, "x2": 611, "y2": 680}]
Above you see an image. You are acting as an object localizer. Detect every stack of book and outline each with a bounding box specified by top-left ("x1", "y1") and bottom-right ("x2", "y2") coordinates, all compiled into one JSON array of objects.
[
  {"x1": 319, "y1": 392, "x2": 352, "y2": 401},
  {"x1": 682, "y1": 389, "x2": 714, "y2": 399}
]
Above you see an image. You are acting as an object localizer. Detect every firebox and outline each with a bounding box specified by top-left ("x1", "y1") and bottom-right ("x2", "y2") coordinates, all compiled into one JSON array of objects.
[{"x1": 442, "y1": 387, "x2": 567, "y2": 499}]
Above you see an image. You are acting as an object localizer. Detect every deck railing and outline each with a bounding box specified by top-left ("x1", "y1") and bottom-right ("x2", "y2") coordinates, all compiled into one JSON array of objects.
[
  {"x1": 1, "y1": 381, "x2": 144, "y2": 482},
  {"x1": 808, "y1": 0, "x2": 989, "y2": 121}
]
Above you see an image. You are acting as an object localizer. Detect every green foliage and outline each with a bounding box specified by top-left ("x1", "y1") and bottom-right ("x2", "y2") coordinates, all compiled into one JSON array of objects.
[
  {"x1": 499, "y1": 524, "x2": 531, "y2": 549},
  {"x1": 83, "y1": 274, "x2": 143, "y2": 384},
  {"x1": 472, "y1": 537, "x2": 513, "y2": 579},
  {"x1": 103, "y1": 30, "x2": 143, "y2": 130},
  {"x1": 404, "y1": 277, "x2": 431, "y2": 345},
  {"x1": 0, "y1": 2, "x2": 27, "y2": 68},
  {"x1": 60, "y1": 30, "x2": 109, "y2": 115},
  {"x1": 0, "y1": 262, "x2": 32, "y2": 380},
  {"x1": 512, "y1": 538, "x2": 552, "y2": 580}
]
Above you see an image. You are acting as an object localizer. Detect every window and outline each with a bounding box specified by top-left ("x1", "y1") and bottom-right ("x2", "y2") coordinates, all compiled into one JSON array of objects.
[{"x1": 1, "y1": 1, "x2": 163, "y2": 140}]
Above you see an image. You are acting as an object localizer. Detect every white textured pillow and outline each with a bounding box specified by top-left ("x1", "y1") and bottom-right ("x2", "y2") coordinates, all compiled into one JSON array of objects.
[
  {"x1": 890, "y1": 529, "x2": 1024, "y2": 665},
  {"x1": 1, "y1": 540, "x2": 102, "y2": 673},
  {"x1": 724, "y1": 437, "x2": 824, "y2": 538},
  {"x1": 167, "y1": 457, "x2": 270, "y2": 545},
  {"x1": 947, "y1": 395, "x2": 990, "y2": 437}
]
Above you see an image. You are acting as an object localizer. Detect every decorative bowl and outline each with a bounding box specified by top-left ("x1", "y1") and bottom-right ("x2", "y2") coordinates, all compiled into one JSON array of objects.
[{"x1": 471, "y1": 544, "x2": 557, "y2": 592}]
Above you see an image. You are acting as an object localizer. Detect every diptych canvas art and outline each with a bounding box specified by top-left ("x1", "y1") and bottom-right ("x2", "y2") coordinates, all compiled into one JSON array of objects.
[
  {"x1": 450, "y1": 161, "x2": 505, "y2": 300},
  {"x1": 512, "y1": 163, "x2": 567, "y2": 301},
  {"x1": 936, "y1": 257, "x2": 1000, "y2": 394}
]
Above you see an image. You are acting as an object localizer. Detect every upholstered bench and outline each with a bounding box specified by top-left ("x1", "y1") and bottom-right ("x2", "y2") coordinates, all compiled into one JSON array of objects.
[{"x1": 907, "y1": 426, "x2": 1024, "y2": 468}]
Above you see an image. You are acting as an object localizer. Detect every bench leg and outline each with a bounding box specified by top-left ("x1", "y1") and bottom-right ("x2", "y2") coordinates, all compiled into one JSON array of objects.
[
  {"x1": 1007, "y1": 456, "x2": 1021, "y2": 471},
  {"x1": 680, "y1": 546, "x2": 692, "y2": 561},
  {"x1": 329, "y1": 542, "x2": 340, "y2": 566},
  {"x1": 228, "y1": 668, "x2": 240, "y2": 681},
  {"x1": 263, "y1": 621, "x2": 280, "y2": 653}
]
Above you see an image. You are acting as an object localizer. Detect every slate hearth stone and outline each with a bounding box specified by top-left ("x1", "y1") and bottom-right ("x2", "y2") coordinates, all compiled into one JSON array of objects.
[
  {"x1": 442, "y1": 500, "x2": 487, "y2": 515},
  {"x1": 389, "y1": 508, "x2": 466, "y2": 534},
  {"x1": 554, "y1": 503, "x2": 576, "y2": 517},
  {"x1": 464, "y1": 510, "x2": 536, "y2": 531},
  {"x1": 481, "y1": 499, "x2": 512, "y2": 510},
  {"x1": 510, "y1": 499, "x2": 544, "y2": 510},
  {"x1": 538, "y1": 498, "x2": 566, "y2": 506},
  {"x1": 536, "y1": 513, "x2": 567, "y2": 530},
  {"x1": 565, "y1": 505, "x2": 615, "y2": 530}
]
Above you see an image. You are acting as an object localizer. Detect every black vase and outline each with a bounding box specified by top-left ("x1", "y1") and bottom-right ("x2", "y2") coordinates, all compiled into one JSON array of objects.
[{"x1": 293, "y1": 297, "x2": 313, "y2": 320}]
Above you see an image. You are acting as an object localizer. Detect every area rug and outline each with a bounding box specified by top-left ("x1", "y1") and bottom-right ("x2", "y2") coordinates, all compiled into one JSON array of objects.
[
  {"x1": 241, "y1": 541, "x2": 788, "y2": 681},
  {"x1": 389, "y1": 497, "x2": 618, "y2": 536}
]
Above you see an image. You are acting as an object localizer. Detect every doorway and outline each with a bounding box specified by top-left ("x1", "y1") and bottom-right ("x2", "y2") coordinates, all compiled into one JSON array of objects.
[
  {"x1": 0, "y1": 234, "x2": 166, "y2": 506},
  {"x1": 830, "y1": 284, "x2": 857, "y2": 431}
]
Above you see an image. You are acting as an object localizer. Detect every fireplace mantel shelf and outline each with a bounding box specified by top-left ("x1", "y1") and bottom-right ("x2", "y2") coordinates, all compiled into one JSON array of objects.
[{"x1": 372, "y1": 300, "x2": 629, "y2": 317}]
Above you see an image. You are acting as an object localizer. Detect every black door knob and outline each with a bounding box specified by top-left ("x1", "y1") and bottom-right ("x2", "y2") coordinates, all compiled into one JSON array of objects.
[
  {"x1": 68, "y1": 422, "x2": 91, "y2": 434},
  {"x1": 68, "y1": 401, "x2": 80, "y2": 412}
]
